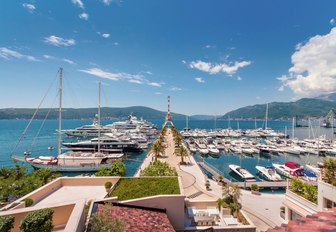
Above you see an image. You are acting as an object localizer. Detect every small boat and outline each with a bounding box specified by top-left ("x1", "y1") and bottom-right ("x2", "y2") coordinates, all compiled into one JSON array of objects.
[
  {"x1": 256, "y1": 165, "x2": 282, "y2": 181},
  {"x1": 208, "y1": 144, "x2": 220, "y2": 155},
  {"x1": 48, "y1": 146, "x2": 54, "y2": 150},
  {"x1": 305, "y1": 164, "x2": 321, "y2": 177},
  {"x1": 24, "y1": 151, "x2": 31, "y2": 156},
  {"x1": 272, "y1": 162, "x2": 304, "y2": 179},
  {"x1": 303, "y1": 169, "x2": 318, "y2": 182},
  {"x1": 229, "y1": 164, "x2": 256, "y2": 181}
]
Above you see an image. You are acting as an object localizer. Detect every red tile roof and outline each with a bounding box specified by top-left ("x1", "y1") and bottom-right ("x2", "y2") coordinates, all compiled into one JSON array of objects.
[
  {"x1": 268, "y1": 208, "x2": 336, "y2": 232},
  {"x1": 95, "y1": 203, "x2": 175, "y2": 232}
]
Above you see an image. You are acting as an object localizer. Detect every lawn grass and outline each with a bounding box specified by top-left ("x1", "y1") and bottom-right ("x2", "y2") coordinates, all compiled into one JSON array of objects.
[{"x1": 109, "y1": 177, "x2": 180, "y2": 201}]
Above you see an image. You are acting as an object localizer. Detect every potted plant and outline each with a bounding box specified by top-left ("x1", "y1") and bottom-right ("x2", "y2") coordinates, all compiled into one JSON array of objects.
[
  {"x1": 250, "y1": 184, "x2": 261, "y2": 195},
  {"x1": 24, "y1": 198, "x2": 34, "y2": 207},
  {"x1": 205, "y1": 180, "x2": 211, "y2": 190},
  {"x1": 104, "y1": 181, "x2": 113, "y2": 192}
]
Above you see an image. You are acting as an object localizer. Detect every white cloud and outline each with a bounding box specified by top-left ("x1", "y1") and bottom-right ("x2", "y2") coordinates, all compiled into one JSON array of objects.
[
  {"x1": 277, "y1": 27, "x2": 336, "y2": 97},
  {"x1": 189, "y1": 60, "x2": 251, "y2": 75},
  {"x1": 256, "y1": 96, "x2": 261, "y2": 100},
  {"x1": 145, "y1": 71, "x2": 152, "y2": 75},
  {"x1": 170, "y1": 87, "x2": 182, "y2": 91},
  {"x1": 43, "y1": 54, "x2": 56, "y2": 60},
  {"x1": 148, "y1": 82, "x2": 163, "y2": 87},
  {"x1": 79, "y1": 68, "x2": 124, "y2": 81},
  {"x1": 22, "y1": 3, "x2": 35, "y2": 13},
  {"x1": 204, "y1": 44, "x2": 215, "y2": 49},
  {"x1": 181, "y1": 60, "x2": 186, "y2": 64},
  {"x1": 44, "y1": 35, "x2": 76, "y2": 47},
  {"x1": 330, "y1": 18, "x2": 335, "y2": 26},
  {"x1": 101, "y1": 33, "x2": 110, "y2": 38},
  {"x1": 113, "y1": 42, "x2": 119, "y2": 46},
  {"x1": 79, "y1": 68, "x2": 147, "y2": 85},
  {"x1": 0, "y1": 47, "x2": 39, "y2": 61},
  {"x1": 237, "y1": 76, "x2": 242, "y2": 81},
  {"x1": 71, "y1": 0, "x2": 84, "y2": 9},
  {"x1": 79, "y1": 12, "x2": 89, "y2": 20},
  {"x1": 154, "y1": 92, "x2": 162, "y2": 95},
  {"x1": 195, "y1": 77, "x2": 205, "y2": 83},
  {"x1": 63, "y1": 59, "x2": 76, "y2": 65},
  {"x1": 101, "y1": 0, "x2": 112, "y2": 5}
]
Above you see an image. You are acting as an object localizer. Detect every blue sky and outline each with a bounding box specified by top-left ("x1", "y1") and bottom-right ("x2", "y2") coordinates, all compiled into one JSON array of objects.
[{"x1": 1, "y1": 0, "x2": 336, "y2": 115}]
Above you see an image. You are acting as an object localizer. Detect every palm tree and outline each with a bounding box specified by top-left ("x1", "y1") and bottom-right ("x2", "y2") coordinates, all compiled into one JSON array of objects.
[
  {"x1": 222, "y1": 183, "x2": 241, "y2": 214},
  {"x1": 149, "y1": 142, "x2": 164, "y2": 162},
  {"x1": 177, "y1": 146, "x2": 188, "y2": 164},
  {"x1": 216, "y1": 198, "x2": 225, "y2": 212}
]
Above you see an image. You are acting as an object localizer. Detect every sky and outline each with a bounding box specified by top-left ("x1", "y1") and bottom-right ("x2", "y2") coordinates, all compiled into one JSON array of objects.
[{"x1": 1, "y1": 0, "x2": 336, "y2": 115}]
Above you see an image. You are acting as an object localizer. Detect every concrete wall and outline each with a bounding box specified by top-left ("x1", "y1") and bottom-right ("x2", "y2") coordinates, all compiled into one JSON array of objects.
[
  {"x1": 121, "y1": 195, "x2": 185, "y2": 231},
  {"x1": 186, "y1": 199, "x2": 217, "y2": 208},
  {"x1": 318, "y1": 180, "x2": 336, "y2": 211},
  {"x1": 0, "y1": 202, "x2": 75, "y2": 232},
  {"x1": 61, "y1": 176, "x2": 120, "y2": 186}
]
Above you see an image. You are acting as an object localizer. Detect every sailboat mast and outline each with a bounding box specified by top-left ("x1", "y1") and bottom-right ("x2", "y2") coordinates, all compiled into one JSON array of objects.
[
  {"x1": 292, "y1": 117, "x2": 295, "y2": 139},
  {"x1": 58, "y1": 67, "x2": 63, "y2": 157},
  {"x1": 98, "y1": 81, "x2": 101, "y2": 153},
  {"x1": 186, "y1": 115, "x2": 188, "y2": 129},
  {"x1": 265, "y1": 103, "x2": 268, "y2": 129}
]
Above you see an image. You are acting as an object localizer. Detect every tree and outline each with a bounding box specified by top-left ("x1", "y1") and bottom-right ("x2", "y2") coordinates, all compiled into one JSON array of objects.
[
  {"x1": 95, "y1": 161, "x2": 126, "y2": 176},
  {"x1": 149, "y1": 142, "x2": 164, "y2": 162},
  {"x1": 323, "y1": 158, "x2": 336, "y2": 185},
  {"x1": 216, "y1": 198, "x2": 227, "y2": 212},
  {"x1": 222, "y1": 183, "x2": 241, "y2": 217},
  {"x1": 177, "y1": 146, "x2": 188, "y2": 164},
  {"x1": 32, "y1": 169, "x2": 61, "y2": 185}
]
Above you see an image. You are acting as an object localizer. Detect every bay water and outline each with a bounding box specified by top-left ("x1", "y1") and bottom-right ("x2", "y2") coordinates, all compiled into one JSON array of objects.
[{"x1": 0, "y1": 119, "x2": 333, "y2": 179}]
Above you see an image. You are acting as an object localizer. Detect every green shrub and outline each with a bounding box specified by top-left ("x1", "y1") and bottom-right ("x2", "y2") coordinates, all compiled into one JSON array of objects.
[
  {"x1": 24, "y1": 198, "x2": 34, "y2": 207},
  {"x1": 250, "y1": 184, "x2": 259, "y2": 191},
  {"x1": 104, "y1": 181, "x2": 112, "y2": 189},
  {"x1": 109, "y1": 178, "x2": 180, "y2": 201},
  {"x1": 95, "y1": 161, "x2": 126, "y2": 176},
  {"x1": 0, "y1": 216, "x2": 14, "y2": 232},
  {"x1": 20, "y1": 208, "x2": 54, "y2": 232},
  {"x1": 140, "y1": 161, "x2": 177, "y2": 177}
]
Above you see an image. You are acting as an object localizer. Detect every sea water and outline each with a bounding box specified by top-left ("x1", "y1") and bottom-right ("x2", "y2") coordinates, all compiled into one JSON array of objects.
[{"x1": 0, "y1": 119, "x2": 333, "y2": 178}]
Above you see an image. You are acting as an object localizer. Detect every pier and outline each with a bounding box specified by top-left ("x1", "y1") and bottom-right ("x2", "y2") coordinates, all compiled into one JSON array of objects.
[{"x1": 197, "y1": 161, "x2": 316, "y2": 189}]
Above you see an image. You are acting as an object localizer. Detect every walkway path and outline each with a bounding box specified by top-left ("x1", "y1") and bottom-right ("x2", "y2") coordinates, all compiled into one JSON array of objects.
[{"x1": 134, "y1": 128, "x2": 286, "y2": 229}]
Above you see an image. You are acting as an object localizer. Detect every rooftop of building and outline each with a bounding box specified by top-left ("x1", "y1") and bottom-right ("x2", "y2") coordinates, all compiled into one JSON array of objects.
[
  {"x1": 268, "y1": 207, "x2": 336, "y2": 232},
  {"x1": 93, "y1": 202, "x2": 175, "y2": 232}
]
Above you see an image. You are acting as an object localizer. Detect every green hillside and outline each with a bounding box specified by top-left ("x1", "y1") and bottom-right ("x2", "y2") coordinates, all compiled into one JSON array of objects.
[
  {"x1": 222, "y1": 98, "x2": 336, "y2": 119},
  {"x1": 0, "y1": 106, "x2": 186, "y2": 120}
]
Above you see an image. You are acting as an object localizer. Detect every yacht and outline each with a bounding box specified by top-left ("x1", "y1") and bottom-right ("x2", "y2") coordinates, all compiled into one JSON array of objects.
[
  {"x1": 229, "y1": 164, "x2": 256, "y2": 181},
  {"x1": 195, "y1": 139, "x2": 209, "y2": 155},
  {"x1": 214, "y1": 139, "x2": 225, "y2": 150},
  {"x1": 272, "y1": 162, "x2": 304, "y2": 179},
  {"x1": 62, "y1": 119, "x2": 111, "y2": 137},
  {"x1": 256, "y1": 165, "x2": 282, "y2": 181},
  {"x1": 208, "y1": 144, "x2": 220, "y2": 157},
  {"x1": 62, "y1": 136, "x2": 143, "y2": 154},
  {"x1": 12, "y1": 69, "x2": 125, "y2": 172}
]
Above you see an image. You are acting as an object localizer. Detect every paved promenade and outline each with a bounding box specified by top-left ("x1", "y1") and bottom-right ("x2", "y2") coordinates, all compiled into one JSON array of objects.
[{"x1": 135, "y1": 128, "x2": 286, "y2": 230}]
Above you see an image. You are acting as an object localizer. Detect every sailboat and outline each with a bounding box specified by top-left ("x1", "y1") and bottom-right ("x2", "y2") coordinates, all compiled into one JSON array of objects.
[{"x1": 12, "y1": 68, "x2": 124, "y2": 172}]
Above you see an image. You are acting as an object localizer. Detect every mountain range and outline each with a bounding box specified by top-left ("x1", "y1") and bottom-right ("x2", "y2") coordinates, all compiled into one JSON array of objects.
[
  {"x1": 2, "y1": 93, "x2": 336, "y2": 120},
  {"x1": 0, "y1": 106, "x2": 186, "y2": 120},
  {"x1": 222, "y1": 93, "x2": 336, "y2": 119}
]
